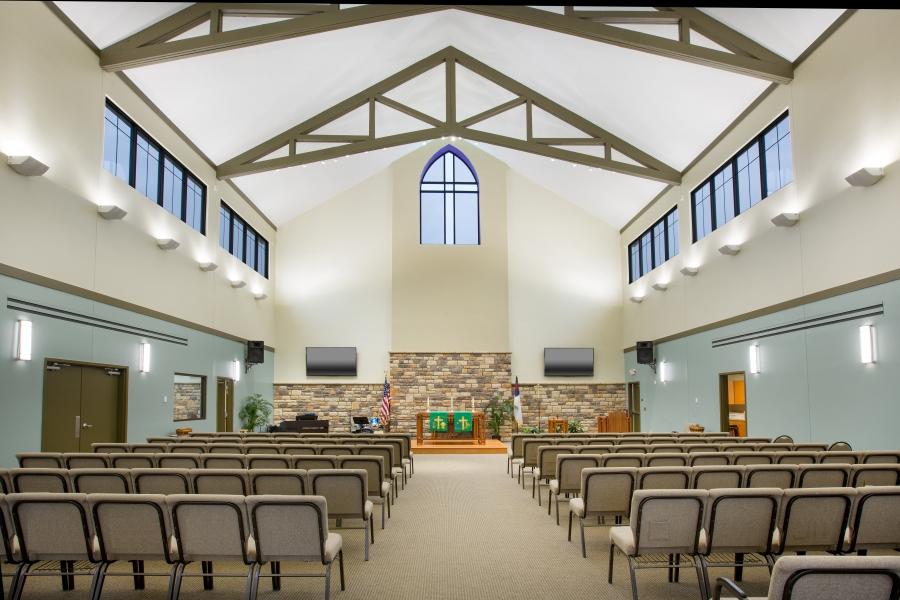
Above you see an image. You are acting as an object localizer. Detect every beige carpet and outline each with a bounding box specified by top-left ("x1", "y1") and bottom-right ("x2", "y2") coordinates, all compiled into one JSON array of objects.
[{"x1": 8, "y1": 453, "x2": 775, "y2": 599}]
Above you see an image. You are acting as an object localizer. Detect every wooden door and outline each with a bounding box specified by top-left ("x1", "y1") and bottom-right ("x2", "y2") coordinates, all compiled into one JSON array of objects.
[
  {"x1": 41, "y1": 363, "x2": 81, "y2": 452},
  {"x1": 216, "y1": 377, "x2": 234, "y2": 432},
  {"x1": 79, "y1": 366, "x2": 124, "y2": 451},
  {"x1": 42, "y1": 361, "x2": 126, "y2": 452},
  {"x1": 627, "y1": 382, "x2": 641, "y2": 432}
]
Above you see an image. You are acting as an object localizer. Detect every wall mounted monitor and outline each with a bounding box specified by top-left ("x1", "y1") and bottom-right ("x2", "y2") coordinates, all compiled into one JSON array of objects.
[
  {"x1": 544, "y1": 347, "x2": 594, "y2": 377},
  {"x1": 306, "y1": 347, "x2": 358, "y2": 376}
]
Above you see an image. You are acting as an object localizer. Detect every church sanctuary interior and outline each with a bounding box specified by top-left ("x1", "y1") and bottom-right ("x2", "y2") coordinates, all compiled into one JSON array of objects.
[{"x1": 4, "y1": 3, "x2": 900, "y2": 600}]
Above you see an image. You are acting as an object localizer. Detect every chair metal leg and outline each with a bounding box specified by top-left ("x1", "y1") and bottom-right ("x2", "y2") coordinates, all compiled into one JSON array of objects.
[
  {"x1": 674, "y1": 554, "x2": 681, "y2": 583},
  {"x1": 165, "y1": 562, "x2": 182, "y2": 600},
  {"x1": 580, "y1": 517, "x2": 587, "y2": 558},
  {"x1": 734, "y1": 552, "x2": 744, "y2": 582},
  {"x1": 132, "y1": 560, "x2": 145, "y2": 590},
  {"x1": 247, "y1": 563, "x2": 260, "y2": 600},
  {"x1": 568, "y1": 512, "x2": 573, "y2": 541},
  {"x1": 338, "y1": 550, "x2": 346, "y2": 591},
  {"x1": 202, "y1": 560, "x2": 214, "y2": 591},
  {"x1": 694, "y1": 557, "x2": 709, "y2": 600},
  {"x1": 324, "y1": 562, "x2": 332, "y2": 600},
  {"x1": 170, "y1": 562, "x2": 186, "y2": 600},
  {"x1": 364, "y1": 519, "x2": 370, "y2": 561},
  {"x1": 371, "y1": 515, "x2": 375, "y2": 545},
  {"x1": 668, "y1": 554, "x2": 674, "y2": 583},
  {"x1": 547, "y1": 491, "x2": 552, "y2": 514},
  {"x1": 627, "y1": 556, "x2": 640, "y2": 600},
  {"x1": 699, "y1": 555, "x2": 711, "y2": 600},
  {"x1": 532, "y1": 475, "x2": 536, "y2": 498},
  {"x1": 11, "y1": 563, "x2": 34, "y2": 600},
  {"x1": 608, "y1": 545, "x2": 615, "y2": 583},
  {"x1": 555, "y1": 495, "x2": 560, "y2": 526},
  {"x1": 88, "y1": 562, "x2": 108, "y2": 600},
  {"x1": 60, "y1": 560, "x2": 71, "y2": 591},
  {"x1": 381, "y1": 502, "x2": 386, "y2": 529},
  {"x1": 270, "y1": 561, "x2": 281, "y2": 591}
]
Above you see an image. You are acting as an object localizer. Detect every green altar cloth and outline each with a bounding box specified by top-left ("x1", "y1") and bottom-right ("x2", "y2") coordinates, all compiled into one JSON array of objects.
[
  {"x1": 428, "y1": 411, "x2": 474, "y2": 433},
  {"x1": 429, "y1": 412, "x2": 449, "y2": 432},
  {"x1": 454, "y1": 412, "x2": 473, "y2": 432}
]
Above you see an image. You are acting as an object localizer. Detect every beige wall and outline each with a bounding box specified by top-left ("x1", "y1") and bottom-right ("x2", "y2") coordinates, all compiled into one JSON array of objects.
[
  {"x1": 620, "y1": 10, "x2": 900, "y2": 347},
  {"x1": 274, "y1": 140, "x2": 625, "y2": 384},
  {"x1": 391, "y1": 141, "x2": 510, "y2": 352},
  {"x1": 274, "y1": 170, "x2": 393, "y2": 382},
  {"x1": 507, "y1": 172, "x2": 624, "y2": 382},
  {"x1": 0, "y1": 2, "x2": 275, "y2": 343}
]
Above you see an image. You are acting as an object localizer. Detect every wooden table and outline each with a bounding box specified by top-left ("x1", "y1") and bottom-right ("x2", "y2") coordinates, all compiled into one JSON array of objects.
[{"x1": 416, "y1": 412, "x2": 486, "y2": 445}]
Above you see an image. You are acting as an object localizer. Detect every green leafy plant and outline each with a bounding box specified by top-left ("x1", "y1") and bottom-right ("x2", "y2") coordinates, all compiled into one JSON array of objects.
[
  {"x1": 521, "y1": 425, "x2": 537, "y2": 434},
  {"x1": 238, "y1": 393, "x2": 273, "y2": 432},
  {"x1": 484, "y1": 392, "x2": 513, "y2": 439},
  {"x1": 568, "y1": 418, "x2": 584, "y2": 433}
]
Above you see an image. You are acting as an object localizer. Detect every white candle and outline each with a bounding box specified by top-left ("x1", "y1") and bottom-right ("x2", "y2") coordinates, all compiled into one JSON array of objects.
[
  {"x1": 471, "y1": 397, "x2": 474, "y2": 412},
  {"x1": 427, "y1": 396, "x2": 430, "y2": 412}
]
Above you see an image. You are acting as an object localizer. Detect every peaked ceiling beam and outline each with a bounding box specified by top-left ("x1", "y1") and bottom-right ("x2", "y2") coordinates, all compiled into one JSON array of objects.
[
  {"x1": 99, "y1": 4, "x2": 444, "y2": 71},
  {"x1": 462, "y1": 6, "x2": 793, "y2": 83},
  {"x1": 217, "y1": 46, "x2": 681, "y2": 184},
  {"x1": 99, "y1": 4, "x2": 793, "y2": 83}
]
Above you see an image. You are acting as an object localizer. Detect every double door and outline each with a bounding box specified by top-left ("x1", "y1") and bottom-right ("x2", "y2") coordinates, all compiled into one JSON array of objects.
[{"x1": 41, "y1": 361, "x2": 127, "y2": 452}]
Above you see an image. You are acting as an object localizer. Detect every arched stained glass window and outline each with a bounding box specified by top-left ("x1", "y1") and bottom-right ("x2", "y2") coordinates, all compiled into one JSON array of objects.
[{"x1": 420, "y1": 145, "x2": 480, "y2": 245}]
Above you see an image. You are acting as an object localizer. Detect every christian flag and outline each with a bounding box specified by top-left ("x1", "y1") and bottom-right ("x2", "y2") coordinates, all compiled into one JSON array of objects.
[
  {"x1": 381, "y1": 377, "x2": 391, "y2": 427},
  {"x1": 513, "y1": 376, "x2": 523, "y2": 425}
]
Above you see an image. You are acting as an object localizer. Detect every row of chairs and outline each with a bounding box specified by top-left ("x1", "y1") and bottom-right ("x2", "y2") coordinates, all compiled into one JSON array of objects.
[
  {"x1": 515, "y1": 448, "x2": 900, "y2": 486},
  {"x1": 0, "y1": 491, "x2": 349, "y2": 600},
  {"x1": 541, "y1": 460, "x2": 900, "y2": 524},
  {"x1": 601, "y1": 486, "x2": 900, "y2": 600}
]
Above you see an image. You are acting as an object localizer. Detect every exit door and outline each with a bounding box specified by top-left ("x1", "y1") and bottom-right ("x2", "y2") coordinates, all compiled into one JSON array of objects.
[
  {"x1": 719, "y1": 372, "x2": 747, "y2": 437},
  {"x1": 216, "y1": 377, "x2": 234, "y2": 432},
  {"x1": 627, "y1": 382, "x2": 641, "y2": 432},
  {"x1": 42, "y1": 361, "x2": 127, "y2": 452}
]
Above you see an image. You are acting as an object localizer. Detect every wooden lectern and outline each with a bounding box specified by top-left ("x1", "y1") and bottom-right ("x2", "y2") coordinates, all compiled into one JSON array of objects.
[
  {"x1": 597, "y1": 410, "x2": 631, "y2": 433},
  {"x1": 416, "y1": 412, "x2": 486, "y2": 445}
]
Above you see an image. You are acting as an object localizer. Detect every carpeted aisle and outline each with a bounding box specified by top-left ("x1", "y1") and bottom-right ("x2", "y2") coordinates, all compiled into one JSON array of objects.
[{"x1": 13, "y1": 453, "x2": 773, "y2": 599}]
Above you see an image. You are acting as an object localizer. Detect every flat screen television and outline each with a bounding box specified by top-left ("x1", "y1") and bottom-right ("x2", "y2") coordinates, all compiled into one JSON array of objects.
[
  {"x1": 305, "y1": 347, "x2": 358, "y2": 376},
  {"x1": 544, "y1": 347, "x2": 594, "y2": 377}
]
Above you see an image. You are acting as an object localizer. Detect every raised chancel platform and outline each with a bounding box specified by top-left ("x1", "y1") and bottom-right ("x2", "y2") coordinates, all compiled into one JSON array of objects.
[{"x1": 412, "y1": 439, "x2": 508, "y2": 455}]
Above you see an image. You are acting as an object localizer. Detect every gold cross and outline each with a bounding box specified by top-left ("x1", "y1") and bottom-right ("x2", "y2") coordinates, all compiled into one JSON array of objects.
[
  {"x1": 433, "y1": 416, "x2": 446, "y2": 430},
  {"x1": 458, "y1": 416, "x2": 470, "y2": 430}
]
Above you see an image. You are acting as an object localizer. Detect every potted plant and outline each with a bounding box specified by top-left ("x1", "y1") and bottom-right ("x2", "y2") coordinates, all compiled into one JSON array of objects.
[
  {"x1": 238, "y1": 393, "x2": 273, "y2": 432},
  {"x1": 484, "y1": 392, "x2": 513, "y2": 440},
  {"x1": 568, "y1": 418, "x2": 584, "y2": 433}
]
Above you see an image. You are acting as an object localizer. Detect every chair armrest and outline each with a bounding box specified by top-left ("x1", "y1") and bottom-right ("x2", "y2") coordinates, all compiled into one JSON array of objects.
[{"x1": 714, "y1": 577, "x2": 749, "y2": 600}]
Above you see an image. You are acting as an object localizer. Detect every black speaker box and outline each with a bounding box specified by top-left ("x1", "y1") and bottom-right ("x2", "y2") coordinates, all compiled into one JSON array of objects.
[
  {"x1": 247, "y1": 340, "x2": 265, "y2": 365},
  {"x1": 636, "y1": 341, "x2": 655, "y2": 365}
]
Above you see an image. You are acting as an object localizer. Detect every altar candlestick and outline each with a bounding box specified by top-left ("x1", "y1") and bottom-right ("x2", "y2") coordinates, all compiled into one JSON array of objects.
[
  {"x1": 471, "y1": 397, "x2": 474, "y2": 412},
  {"x1": 427, "y1": 397, "x2": 431, "y2": 412}
]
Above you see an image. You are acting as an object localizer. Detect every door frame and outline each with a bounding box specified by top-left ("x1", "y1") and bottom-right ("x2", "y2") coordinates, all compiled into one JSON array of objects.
[
  {"x1": 216, "y1": 377, "x2": 235, "y2": 432},
  {"x1": 718, "y1": 371, "x2": 746, "y2": 436},
  {"x1": 42, "y1": 358, "x2": 130, "y2": 449},
  {"x1": 627, "y1": 381, "x2": 641, "y2": 432}
]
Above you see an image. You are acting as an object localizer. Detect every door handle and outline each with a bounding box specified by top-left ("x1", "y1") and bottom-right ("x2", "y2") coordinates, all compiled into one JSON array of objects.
[{"x1": 82, "y1": 422, "x2": 94, "y2": 429}]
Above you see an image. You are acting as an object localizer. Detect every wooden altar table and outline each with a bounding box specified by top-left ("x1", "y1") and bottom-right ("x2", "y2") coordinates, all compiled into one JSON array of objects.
[{"x1": 416, "y1": 411, "x2": 486, "y2": 445}]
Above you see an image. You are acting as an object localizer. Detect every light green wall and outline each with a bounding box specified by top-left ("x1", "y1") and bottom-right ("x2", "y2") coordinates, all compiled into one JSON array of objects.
[
  {"x1": 0, "y1": 273, "x2": 274, "y2": 467},
  {"x1": 624, "y1": 278, "x2": 899, "y2": 450}
]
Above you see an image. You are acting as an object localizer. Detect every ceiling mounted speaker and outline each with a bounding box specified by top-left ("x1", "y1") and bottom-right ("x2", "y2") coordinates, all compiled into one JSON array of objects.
[
  {"x1": 97, "y1": 205, "x2": 127, "y2": 220},
  {"x1": 718, "y1": 244, "x2": 742, "y2": 256},
  {"x1": 771, "y1": 212, "x2": 799, "y2": 227},
  {"x1": 7, "y1": 155, "x2": 49, "y2": 176},
  {"x1": 845, "y1": 167, "x2": 884, "y2": 187},
  {"x1": 155, "y1": 238, "x2": 179, "y2": 250}
]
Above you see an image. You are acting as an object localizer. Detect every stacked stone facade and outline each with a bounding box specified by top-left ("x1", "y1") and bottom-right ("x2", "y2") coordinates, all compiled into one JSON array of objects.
[
  {"x1": 273, "y1": 352, "x2": 626, "y2": 438},
  {"x1": 173, "y1": 382, "x2": 203, "y2": 421}
]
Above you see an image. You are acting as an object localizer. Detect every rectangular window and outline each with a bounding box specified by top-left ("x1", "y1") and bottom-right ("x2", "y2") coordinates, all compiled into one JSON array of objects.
[
  {"x1": 628, "y1": 206, "x2": 679, "y2": 283},
  {"x1": 220, "y1": 202, "x2": 269, "y2": 278},
  {"x1": 101, "y1": 100, "x2": 206, "y2": 234},
  {"x1": 691, "y1": 111, "x2": 792, "y2": 242}
]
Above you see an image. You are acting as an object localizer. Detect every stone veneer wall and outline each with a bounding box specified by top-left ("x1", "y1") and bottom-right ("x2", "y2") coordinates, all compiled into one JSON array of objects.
[
  {"x1": 173, "y1": 382, "x2": 203, "y2": 421},
  {"x1": 273, "y1": 352, "x2": 626, "y2": 437}
]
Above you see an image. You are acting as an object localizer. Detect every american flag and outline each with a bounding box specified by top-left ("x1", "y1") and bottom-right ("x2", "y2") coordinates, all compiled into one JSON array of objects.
[{"x1": 381, "y1": 376, "x2": 391, "y2": 427}]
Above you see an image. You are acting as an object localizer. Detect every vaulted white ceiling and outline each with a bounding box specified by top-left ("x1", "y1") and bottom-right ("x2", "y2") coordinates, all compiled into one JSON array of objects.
[{"x1": 56, "y1": 3, "x2": 843, "y2": 228}]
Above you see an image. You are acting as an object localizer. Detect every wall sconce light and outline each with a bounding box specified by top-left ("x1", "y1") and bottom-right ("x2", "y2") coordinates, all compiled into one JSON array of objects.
[
  {"x1": 718, "y1": 244, "x2": 742, "y2": 256},
  {"x1": 15, "y1": 320, "x2": 32, "y2": 361},
  {"x1": 859, "y1": 324, "x2": 876, "y2": 364},
  {"x1": 651, "y1": 282, "x2": 668, "y2": 292},
  {"x1": 629, "y1": 295, "x2": 644, "y2": 304},
  {"x1": 771, "y1": 212, "x2": 800, "y2": 227},
  {"x1": 230, "y1": 279, "x2": 246, "y2": 289},
  {"x1": 749, "y1": 344, "x2": 760, "y2": 374},
  {"x1": 156, "y1": 238, "x2": 179, "y2": 251},
  {"x1": 231, "y1": 359, "x2": 241, "y2": 381},
  {"x1": 198, "y1": 261, "x2": 218, "y2": 272},
  {"x1": 7, "y1": 155, "x2": 49, "y2": 176},
  {"x1": 680, "y1": 266, "x2": 699, "y2": 277},
  {"x1": 845, "y1": 167, "x2": 884, "y2": 187},
  {"x1": 97, "y1": 205, "x2": 128, "y2": 220},
  {"x1": 139, "y1": 342, "x2": 151, "y2": 373},
  {"x1": 253, "y1": 291, "x2": 268, "y2": 300},
  {"x1": 658, "y1": 360, "x2": 669, "y2": 383}
]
